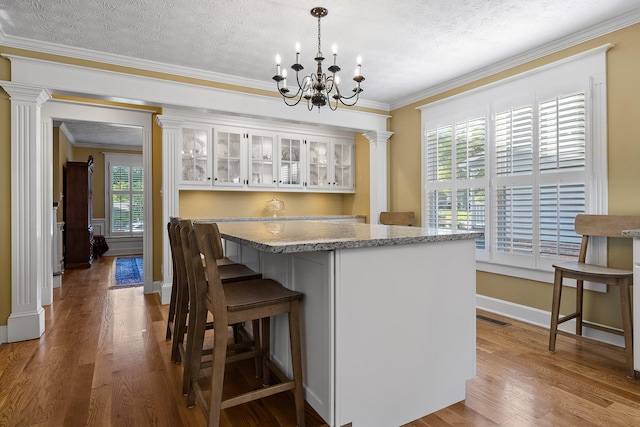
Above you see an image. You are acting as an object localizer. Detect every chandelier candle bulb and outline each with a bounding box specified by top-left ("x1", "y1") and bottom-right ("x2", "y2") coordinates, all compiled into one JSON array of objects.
[{"x1": 295, "y1": 42, "x2": 300, "y2": 64}]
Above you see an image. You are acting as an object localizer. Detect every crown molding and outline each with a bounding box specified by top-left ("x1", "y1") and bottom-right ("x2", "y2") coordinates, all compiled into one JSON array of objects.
[
  {"x1": 0, "y1": 32, "x2": 389, "y2": 112},
  {"x1": 58, "y1": 122, "x2": 75, "y2": 143},
  {"x1": 390, "y1": 8, "x2": 640, "y2": 110}
]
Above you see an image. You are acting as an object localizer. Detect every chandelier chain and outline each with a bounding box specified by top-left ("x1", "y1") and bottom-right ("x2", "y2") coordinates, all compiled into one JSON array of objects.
[{"x1": 317, "y1": 15, "x2": 322, "y2": 56}]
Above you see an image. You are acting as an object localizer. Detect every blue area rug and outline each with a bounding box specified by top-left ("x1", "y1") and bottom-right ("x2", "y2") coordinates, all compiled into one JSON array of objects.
[{"x1": 112, "y1": 256, "x2": 143, "y2": 288}]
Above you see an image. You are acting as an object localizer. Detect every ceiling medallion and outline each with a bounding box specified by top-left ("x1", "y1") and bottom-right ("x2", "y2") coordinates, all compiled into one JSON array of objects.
[{"x1": 272, "y1": 7, "x2": 364, "y2": 111}]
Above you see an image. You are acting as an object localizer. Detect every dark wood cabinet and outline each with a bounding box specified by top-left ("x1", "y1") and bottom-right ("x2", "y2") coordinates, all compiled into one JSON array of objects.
[{"x1": 64, "y1": 156, "x2": 94, "y2": 269}]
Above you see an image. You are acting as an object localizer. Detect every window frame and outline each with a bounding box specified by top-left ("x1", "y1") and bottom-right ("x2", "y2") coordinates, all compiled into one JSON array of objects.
[
  {"x1": 104, "y1": 153, "x2": 144, "y2": 238},
  {"x1": 419, "y1": 45, "x2": 609, "y2": 285}
]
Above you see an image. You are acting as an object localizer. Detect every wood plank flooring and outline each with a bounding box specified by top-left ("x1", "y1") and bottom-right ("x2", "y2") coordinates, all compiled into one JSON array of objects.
[{"x1": 0, "y1": 255, "x2": 638, "y2": 426}]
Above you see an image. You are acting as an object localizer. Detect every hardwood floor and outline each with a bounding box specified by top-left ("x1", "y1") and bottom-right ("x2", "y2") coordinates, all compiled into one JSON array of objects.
[{"x1": 0, "y1": 255, "x2": 638, "y2": 426}]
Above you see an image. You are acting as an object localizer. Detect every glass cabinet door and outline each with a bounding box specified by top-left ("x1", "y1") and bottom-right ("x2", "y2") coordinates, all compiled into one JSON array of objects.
[
  {"x1": 307, "y1": 138, "x2": 330, "y2": 189},
  {"x1": 279, "y1": 136, "x2": 303, "y2": 187},
  {"x1": 214, "y1": 128, "x2": 243, "y2": 186},
  {"x1": 333, "y1": 140, "x2": 354, "y2": 189},
  {"x1": 248, "y1": 132, "x2": 276, "y2": 187},
  {"x1": 181, "y1": 128, "x2": 210, "y2": 185}
]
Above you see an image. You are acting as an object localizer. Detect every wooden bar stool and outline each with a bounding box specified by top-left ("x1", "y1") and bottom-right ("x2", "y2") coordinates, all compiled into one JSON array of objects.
[
  {"x1": 380, "y1": 211, "x2": 415, "y2": 226},
  {"x1": 186, "y1": 227, "x2": 305, "y2": 427},
  {"x1": 174, "y1": 220, "x2": 263, "y2": 396},
  {"x1": 549, "y1": 214, "x2": 640, "y2": 379},
  {"x1": 168, "y1": 219, "x2": 262, "y2": 343}
]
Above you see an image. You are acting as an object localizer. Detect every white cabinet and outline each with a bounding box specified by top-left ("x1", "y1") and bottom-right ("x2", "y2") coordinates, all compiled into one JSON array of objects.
[
  {"x1": 180, "y1": 127, "x2": 211, "y2": 185},
  {"x1": 213, "y1": 127, "x2": 278, "y2": 189},
  {"x1": 248, "y1": 132, "x2": 277, "y2": 187},
  {"x1": 213, "y1": 127, "x2": 244, "y2": 187},
  {"x1": 278, "y1": 135, "x2": 304, "y2": 188},
  {"x1": 306, "y1": 138, "x2": 354, "y2": 191},
  {"x1": 332, "y1": 139, "x2": 354, "y2": 190},
  {"x1": 178, "y1": 121, "x2": 354, "y2": 193},
  {"x1": 306, "y1": 137, "x2": 331, "y2": 190}
]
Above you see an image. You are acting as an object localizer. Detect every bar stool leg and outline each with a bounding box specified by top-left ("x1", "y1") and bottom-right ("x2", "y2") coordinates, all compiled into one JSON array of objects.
[
  {"x1": 549, "y1": 269, "x2": 564, "y2": 352},
  {"x1": 619, "y1": 279, "x2": 636, "y2": 379},
  {"x1": 208, "y1": 324, "x2": 229, "y2": 427},
  {"x1": 289, "y1": 301, "x2": 306, "y2": 427},
  {"x1": 262, "y1": 316, "x2": 271, "y2": 387},
  {"x1": 575, "y1": 279, "x2": 584, "y2": 336}
]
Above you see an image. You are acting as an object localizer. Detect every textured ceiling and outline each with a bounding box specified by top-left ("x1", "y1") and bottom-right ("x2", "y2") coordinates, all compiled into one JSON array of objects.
[
  {"x1": 55, "y1": 120, "x2": 143, "y2": 147},
  {"x1": 3, "y1": 0, "x2": 640, "y2": 145}
]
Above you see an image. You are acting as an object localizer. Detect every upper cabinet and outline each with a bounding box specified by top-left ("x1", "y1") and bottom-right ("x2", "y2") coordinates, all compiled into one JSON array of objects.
[
  {"x1": 180, "y1": 127, "x2": 211, "y2": 185},
  {"x1": 278, "y1": 135, "x2": 304, "y2": 188},
  {"x1": 179, "y1": 121, "x2": 355, "y2": 193},
  {"x1": 306, "y1": 137, "x2": 354, "y2": 191},
  {"x1": 213, "y1": 127, "x2": 244, "y2": 187},
  {"x1": 332, "y1": 139, "x2": 354, "y2": 190},
  {"x1": 307, "y1": 137, "x2": 330, "y2": 190},
  {"x1": 248, "y1": 131, "x2": 278, "y2": 188}
]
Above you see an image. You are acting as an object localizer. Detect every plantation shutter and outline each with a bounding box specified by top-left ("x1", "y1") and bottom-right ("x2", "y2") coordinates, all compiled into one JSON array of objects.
[
  {"x1": 426, "y1": 118, "x2": 486, "y2": 248},
  {"x1": 111, "y1": 164, "x2": 144, "y2": 235},
  {"x1": 111, "y1": 166, "x2": 131, "y2": 233},
  {"x1": 538, "y1": 92, "x2": 586, "y2": 260}
]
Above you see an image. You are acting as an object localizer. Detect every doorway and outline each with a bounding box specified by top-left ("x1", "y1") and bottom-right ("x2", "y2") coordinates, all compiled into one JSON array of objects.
[{"x1": 43, "y1": 100, "x2": 154, "y2": 300}]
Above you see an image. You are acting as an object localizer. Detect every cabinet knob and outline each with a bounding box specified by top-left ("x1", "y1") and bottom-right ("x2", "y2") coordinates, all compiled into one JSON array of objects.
[{"x1": 214, "y1": 177, "x2": 218, "y2": 181}]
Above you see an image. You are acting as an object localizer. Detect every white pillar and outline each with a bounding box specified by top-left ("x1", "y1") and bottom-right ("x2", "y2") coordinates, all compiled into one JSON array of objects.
[
  {"x1": 363, "y1": 131, "x2": 393, "y2": 225},
  {"x1": 41, "y1": 118, "x2": 53, "y2": 306},
  {"x1": 1, "y1": 82, "x2": 51, "y2": 342},
  {"x1": 155, "y1": 115, "x2": 183, "y2": 304}
]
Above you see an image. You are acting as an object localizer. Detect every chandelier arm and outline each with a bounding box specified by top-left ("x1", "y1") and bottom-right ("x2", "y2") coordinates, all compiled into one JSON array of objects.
[
  {"x1": 275, "y1": 80, "x2": 305, "y2": 101},
  {"x1": 282, "y1": 95, "x2": 305, "y2": 107},
  {"x1": 295, "y1": 71, "x2": 308, "y2": 95},
  {"x1": 327, "y1": 95, "x2": 339, "y2": 111},
  {"x1": 338, "y1": 92, "x2": 362, "y2": 107}
]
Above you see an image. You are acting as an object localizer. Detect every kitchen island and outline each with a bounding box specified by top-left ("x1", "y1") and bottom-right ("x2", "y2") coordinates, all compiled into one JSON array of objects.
[{"x1": 214, "y1": 220, "x2": 482, "y2": 427}]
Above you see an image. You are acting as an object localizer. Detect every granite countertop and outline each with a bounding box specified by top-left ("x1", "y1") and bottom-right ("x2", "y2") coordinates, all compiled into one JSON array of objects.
[
  {"x1": 214, "y1": 220, "x2": 483, "y2": 253},
  {"x1": 622, "y1": 229, "x2": 640, "y2": 237}
]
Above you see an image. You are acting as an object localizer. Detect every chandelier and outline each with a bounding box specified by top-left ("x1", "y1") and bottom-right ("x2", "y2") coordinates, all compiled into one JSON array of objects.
[{"x1": 272, "y1": 7, "x2": 364, "y2": 111}]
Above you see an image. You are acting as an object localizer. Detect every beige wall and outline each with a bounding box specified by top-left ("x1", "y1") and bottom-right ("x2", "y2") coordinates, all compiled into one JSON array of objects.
[{"x1": 389, "y1": 23, "x2": 640, "y2": 329}]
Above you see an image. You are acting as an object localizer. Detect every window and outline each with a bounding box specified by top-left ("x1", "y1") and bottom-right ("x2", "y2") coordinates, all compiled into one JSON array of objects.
[
  {"x1": 105, "y1": 153, "x2": 143, "y2": 237},
  {"x1": 420, "y1": 46, "x2": 609, "y2": 281}
]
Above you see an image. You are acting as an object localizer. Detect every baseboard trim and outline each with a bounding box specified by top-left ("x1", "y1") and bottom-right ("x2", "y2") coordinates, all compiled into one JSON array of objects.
[
  {"x1": 0, "y1": 325, "x2": 7, "y2": 344},
  {"x1": 161, "y1": 281, "x2": 173, "y2": 305},
  {"x1": 476, "y1": 294, "x2": 625, "y2": 347}
]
